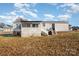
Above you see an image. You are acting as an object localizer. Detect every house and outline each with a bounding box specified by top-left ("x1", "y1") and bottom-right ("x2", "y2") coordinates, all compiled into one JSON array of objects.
[
  {"x1": 72, "y1": 26, "x2": 79, "y2": 31},
  {"x1": 0, "y1": 22, "x2": 12, "y2": 32},
  {"x1": 3, "y1": 25, "x2": 12, "y2": 33},
  {"x1": 13, "y1": 17, "x2": 69, "y2": 37}
]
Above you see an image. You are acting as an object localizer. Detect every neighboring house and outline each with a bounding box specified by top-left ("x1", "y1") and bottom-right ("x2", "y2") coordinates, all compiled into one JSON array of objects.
[
  {"x1": 3, "y1": 25, "x2": 12, "y2": 32},
  {"x1": 0, "y1": 22, "x2": 12, "y2": 33},
  {"x1": 13, "y1": 17, "x2": 70, "y2": 37},
  {"x1": 72, "y1": 26, "x2": 79, "y2": 31}
]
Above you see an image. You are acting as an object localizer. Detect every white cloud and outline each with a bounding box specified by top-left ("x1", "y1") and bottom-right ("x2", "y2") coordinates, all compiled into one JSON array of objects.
[
  {"x1": 0, "y1": 15, "x2": 17, "y2": 20},
  {"x1": 14, "y1": 3, "x2": 24, "y2": 8},
  {"x1": 14, "y1": 3, "x2": 38, "y2": 18},
  {"x1": 14, "y1": 3, "x2": 30, "y2": 8},
  {"x1": 19, "y1": 9, "x2": 37, "y2": 18},
  {"x1": 34, "y1": 9, "x2": 38, "y2": 13},
  {"x1": 58, "y1": 14, "x2": 71, "y2": 21},
  {"x1": 70, "y1": 4, "x2": 79, "y2": 13},
  {"x1": 0, "y1": 15, "x2": 12, "y2": 19},
  {"x1": 0, "y1": 15, "x2": 25, "y2": 24},
  {"x1": 10, "y1": 11, "x2": 16, "y2": 16},
  {"x1": 27, "y1": 18, "x2": 32, "y2": 21},
  {"x1": 59, "y1": 3, "x2": 73, "y2": 8},
  {"x1": 0, "y1": 3, "x2": 38, "y2": 24},
  {"x1": 0, "y1": 16, "x2": 5, "y2": 18},
  {"x1": 43, "y1": 14, "x2": 55, "y2": 21},
  {"x1": 25, "y1": 10, "x2": 37, "y2": 18},
  {"x1": 24, "y1": 4, "x2": 30, "y2": 8},
  {"x1": 44, "y1": 14, "x2": 55, "y2": 18},
  {"x1": 0, "y1": 15, "x2": 15, "y2": 24},
  {"x1": 59, "y1": 3, "x2": 79, "y2": 14}
]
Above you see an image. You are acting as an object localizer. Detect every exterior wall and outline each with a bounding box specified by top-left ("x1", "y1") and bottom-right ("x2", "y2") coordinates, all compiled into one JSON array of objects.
[
  {"x1": 40, "y1": 22, "x2": 52, "y2": 30},
  {"x1": 21, "y1": 22, "x2": 42, "y2": 37},
  {"x1": 55, "y1": 23, "x2": 69, "y2": 32},
  {"x1": 21, "y1": 22, "x2": 53, "y2": 37},
  {"x1": 13, "y1": 21, "x2": 69, "y2": 37},
  {"x1": 21, "y1": 22, "x2": 69, "y2": 37},
  {"x1": 21, "y1": 27, "x2": 41, "y2": 37}
]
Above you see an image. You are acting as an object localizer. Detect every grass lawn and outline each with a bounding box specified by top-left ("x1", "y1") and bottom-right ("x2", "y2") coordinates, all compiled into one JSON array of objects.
[{"x1": 0, "y1": 32, "x2": 79, "y2": 56}]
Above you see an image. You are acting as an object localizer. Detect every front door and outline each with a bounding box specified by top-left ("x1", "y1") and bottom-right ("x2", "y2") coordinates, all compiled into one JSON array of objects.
[{"x1": 52, "y1": 24, "x2": 56, "y2": 34}]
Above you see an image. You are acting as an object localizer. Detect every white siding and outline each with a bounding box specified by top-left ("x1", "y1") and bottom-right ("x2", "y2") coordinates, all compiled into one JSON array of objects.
[
  {"x1": 40, "y1": 22, "x2": 52, "y2": 30},
  {"x1": 21, "y1": 27, "x2": 41, "y2": 37},
  {"x1": 55, "y1": 23, "x2": 69, "y2": 31},
  {"x1": 21, "y1": 22, "x2": 69, "y2": 37}
]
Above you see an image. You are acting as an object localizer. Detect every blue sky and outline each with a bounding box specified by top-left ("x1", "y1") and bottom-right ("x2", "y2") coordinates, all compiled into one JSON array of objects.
[{"x1": 0, "y1": 3, "x2": 79, "y2": 26}]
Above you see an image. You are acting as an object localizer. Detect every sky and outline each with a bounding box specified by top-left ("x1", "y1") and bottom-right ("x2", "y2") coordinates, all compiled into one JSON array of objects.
[{"x1": 0, "y1": 3, "x2": 79, "y2": 26}]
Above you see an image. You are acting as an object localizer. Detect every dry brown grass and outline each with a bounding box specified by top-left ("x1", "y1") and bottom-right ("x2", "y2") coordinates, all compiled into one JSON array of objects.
[{"x1": 0, "y1": 32, "x2": 79, "y2": 56}]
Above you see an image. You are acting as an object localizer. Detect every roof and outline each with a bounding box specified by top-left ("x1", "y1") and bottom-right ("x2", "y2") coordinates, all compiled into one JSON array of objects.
[
  {"x1": 13, "y1": 17, "x2": 68, "y2": 24},
  {"x1": 21, "y1": 20, "x2": 68, "y2": 23},
  {"x1": 3, "y1": 25, "x2": 12, "y2": 29}
]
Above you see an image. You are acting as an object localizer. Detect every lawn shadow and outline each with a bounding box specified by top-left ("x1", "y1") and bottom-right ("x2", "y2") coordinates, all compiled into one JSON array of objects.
[{"x1": 0, "y1": 34, "x2": 15, "y2": 37}]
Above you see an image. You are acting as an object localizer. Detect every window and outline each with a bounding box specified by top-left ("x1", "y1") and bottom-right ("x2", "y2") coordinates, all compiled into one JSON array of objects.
[
  {"x1": 22, "y1": 24, "x2": 26, "y2": 27},
  {"x1": 22, "y1": 24, "x2": 30, "y2": 27},
  {"x1": 26, "y1": 24, "x2": 30, "y2": 27},
  {"x1": 32, "y1": 24, "x2": 38, "y2": 27}
]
